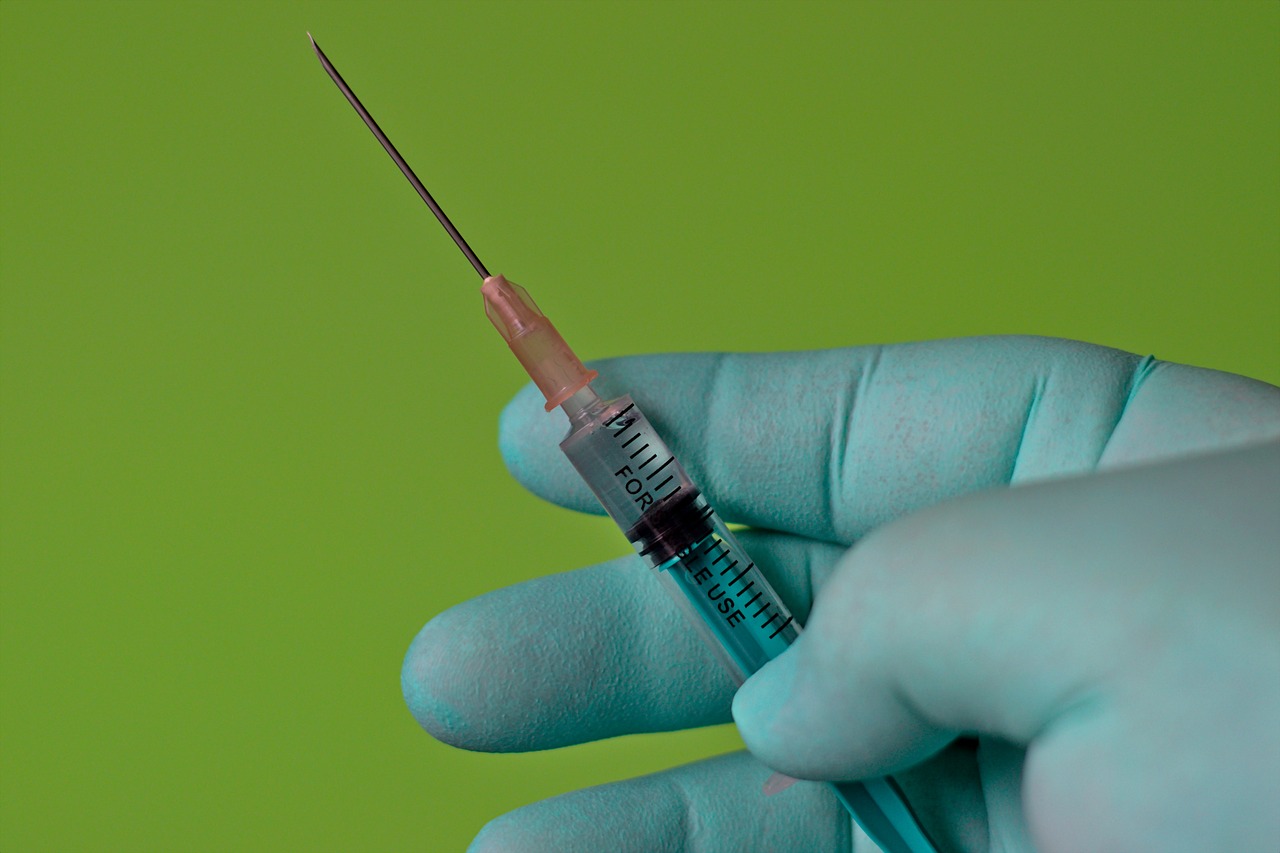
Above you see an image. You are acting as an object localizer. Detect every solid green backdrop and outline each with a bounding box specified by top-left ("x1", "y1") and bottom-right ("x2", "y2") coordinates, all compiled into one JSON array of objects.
[{"x1": 2, "y1": 1, "x2": 1277, "y2": 850}]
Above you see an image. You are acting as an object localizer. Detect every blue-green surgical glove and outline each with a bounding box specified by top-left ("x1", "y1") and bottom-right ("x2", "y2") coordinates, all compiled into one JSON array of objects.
[{"x1": 401, "y1": 337, "x2": 1280, "y2": 853}]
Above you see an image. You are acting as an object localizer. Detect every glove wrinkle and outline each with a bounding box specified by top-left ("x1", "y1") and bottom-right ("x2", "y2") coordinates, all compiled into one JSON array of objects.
[{"x1": 1005, "y1": 373, "x2": 1044, "y2": 485}]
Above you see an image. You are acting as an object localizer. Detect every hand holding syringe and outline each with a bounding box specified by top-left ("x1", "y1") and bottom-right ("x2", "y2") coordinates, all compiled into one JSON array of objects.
[
  {"x1": 313, "y1": 32, "x2": 1280, "y2": 853},
  {"x1": 310, "y1": 33, "x2": 937, "y2": 853}
]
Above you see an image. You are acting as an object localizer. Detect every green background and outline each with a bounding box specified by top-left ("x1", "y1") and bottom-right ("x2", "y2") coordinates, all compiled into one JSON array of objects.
[{"x1": 2, "y1": 1, "x2": 1276, "y2": 850}]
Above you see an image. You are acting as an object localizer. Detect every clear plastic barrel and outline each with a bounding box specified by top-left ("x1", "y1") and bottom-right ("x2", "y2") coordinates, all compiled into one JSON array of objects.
[
  {"x1": 559, "y1": 393, "x2": 798, "y2": 682},
  {"x1": 559, "y1": 391, "x2": 939, "y2": 853}
]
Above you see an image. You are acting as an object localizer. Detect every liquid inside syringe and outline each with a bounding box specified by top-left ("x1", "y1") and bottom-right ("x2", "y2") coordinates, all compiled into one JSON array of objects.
[
  {"x1": 559, "y1": 390, "x2": 799, "y2": 680},
  {"x1": 481, "y1": 272, "x2": 799, "y2": 679}
]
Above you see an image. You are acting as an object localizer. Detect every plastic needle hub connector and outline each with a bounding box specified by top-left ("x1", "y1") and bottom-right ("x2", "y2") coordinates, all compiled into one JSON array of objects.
[{"x1": 481, "y1": 275, "x2": 598, "y2": 411}]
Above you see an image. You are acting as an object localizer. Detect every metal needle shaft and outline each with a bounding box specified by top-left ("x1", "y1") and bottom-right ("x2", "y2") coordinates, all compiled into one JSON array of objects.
[{"x1": 308, "y1": 33, "x2": 489, "y2": 279}]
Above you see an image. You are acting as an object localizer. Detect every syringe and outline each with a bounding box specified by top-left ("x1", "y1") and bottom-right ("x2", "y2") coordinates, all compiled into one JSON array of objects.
[{"x1": 309, "y1": 34, "x2": 938, "y2": 853}]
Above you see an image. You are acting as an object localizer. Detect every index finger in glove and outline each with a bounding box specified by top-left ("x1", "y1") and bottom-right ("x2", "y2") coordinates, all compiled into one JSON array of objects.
[
  {"x1": 403, "y1": 530, "x2": 845, "y2": 752},
  {"x1": 499, "y1": 337, "x2": 1280, "y2": 544}
]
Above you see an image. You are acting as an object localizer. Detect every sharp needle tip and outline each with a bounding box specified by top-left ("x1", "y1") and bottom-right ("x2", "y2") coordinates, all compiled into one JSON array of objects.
[{"x1": 310, "y1": 36, "x2": 489, "y2": 278}]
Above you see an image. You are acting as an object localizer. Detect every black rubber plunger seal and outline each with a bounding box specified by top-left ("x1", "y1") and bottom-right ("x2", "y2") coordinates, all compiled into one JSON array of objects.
[{"x1": 625, "y1": 488, "x2": 716, "y2": 563}]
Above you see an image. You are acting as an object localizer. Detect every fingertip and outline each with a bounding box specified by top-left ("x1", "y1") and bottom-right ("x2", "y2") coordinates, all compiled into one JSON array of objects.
[
  {"x1": 733, "y1": 644, "x2": 870, "y2": 781},
  {"x1": 466, "y1": 812, "x2": 533, "y2": 853},
  {"x1": 465, "y1": 774, "x2": 681, "y2": 853},
  {"x1": 733, "y1": 629, "x2": 951, "y2": 781},
  {"x1": 400, "y1": 610, "x2": 473, "y2": 748},
  {"x1": 495, "y1": 380, "x2": 559, "y2": 483},
  {"x1": 468, "y1": 752, "x2": 844, "y2": 852},
  {"x1": 732, "y1": 650, "x2": 806, "y2": 774},
  {"x1": 401, "y1": 598, "x2": 538, "y2": 752},
  {"x1": 496, "y1": 381, "x2": 600, "y2": 514}
]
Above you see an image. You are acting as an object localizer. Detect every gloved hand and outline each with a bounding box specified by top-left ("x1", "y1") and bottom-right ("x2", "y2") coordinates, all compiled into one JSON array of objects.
[{"x1": 401, "y1": 336, "x2": 1280, "y2": 853}]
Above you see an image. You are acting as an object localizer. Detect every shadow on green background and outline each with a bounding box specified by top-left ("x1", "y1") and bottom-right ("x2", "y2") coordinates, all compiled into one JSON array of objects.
[{"x1": 2, "y1": 1, "x2": 1276, "y2": 850}]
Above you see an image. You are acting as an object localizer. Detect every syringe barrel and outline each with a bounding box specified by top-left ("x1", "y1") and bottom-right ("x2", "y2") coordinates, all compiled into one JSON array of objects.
[
  {"x1": 559, "y1": 394, "x2": 798, "y2": 682},
  {"x1": 560, "y1": 391, "x2": 939, "y2": 853}
]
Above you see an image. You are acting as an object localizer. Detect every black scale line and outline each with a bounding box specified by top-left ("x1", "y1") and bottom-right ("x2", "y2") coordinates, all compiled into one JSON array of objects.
[
  {"x1": 768, "y1": 616, "x2": 794, "y2": 639},
  {"x1": 653, "y1": 474, "x2": 675, "y2": 491},
  {"x1": 752, "y1": 600, "x2": 771, "y2": 617},
  {"x1": 603, "y1": 403, "x2": 635, "y2": 427},
  {"x1": 743, "y1": 591, "x2": 763, "y2": 608},
  {"x1": 621, "y1": 432, "x2": 642, "y2": 448},
  {"x1": 645, "y1": 456, "x2": 674, "y2": 480},
  {"x1": 629, "y1": 443, "x2": 651, "y2": 459},
  {"x1": 718, "y1": 559, "x2": 739, "y2": 576},
  {"x1": 727, "y1": 564, "x2": 754, "y2": 586},
  {"x1": 638, "y1": 453, "x2": 659, "y2": 469},
  {"x1": 735, "y1": 579, "x2": 756, "y2": 596}
]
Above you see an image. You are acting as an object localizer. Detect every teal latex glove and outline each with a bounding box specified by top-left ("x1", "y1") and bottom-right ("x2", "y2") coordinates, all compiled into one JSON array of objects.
[{"x1": 402, "y1": 337, "x2": 1280, "y2": 852}]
